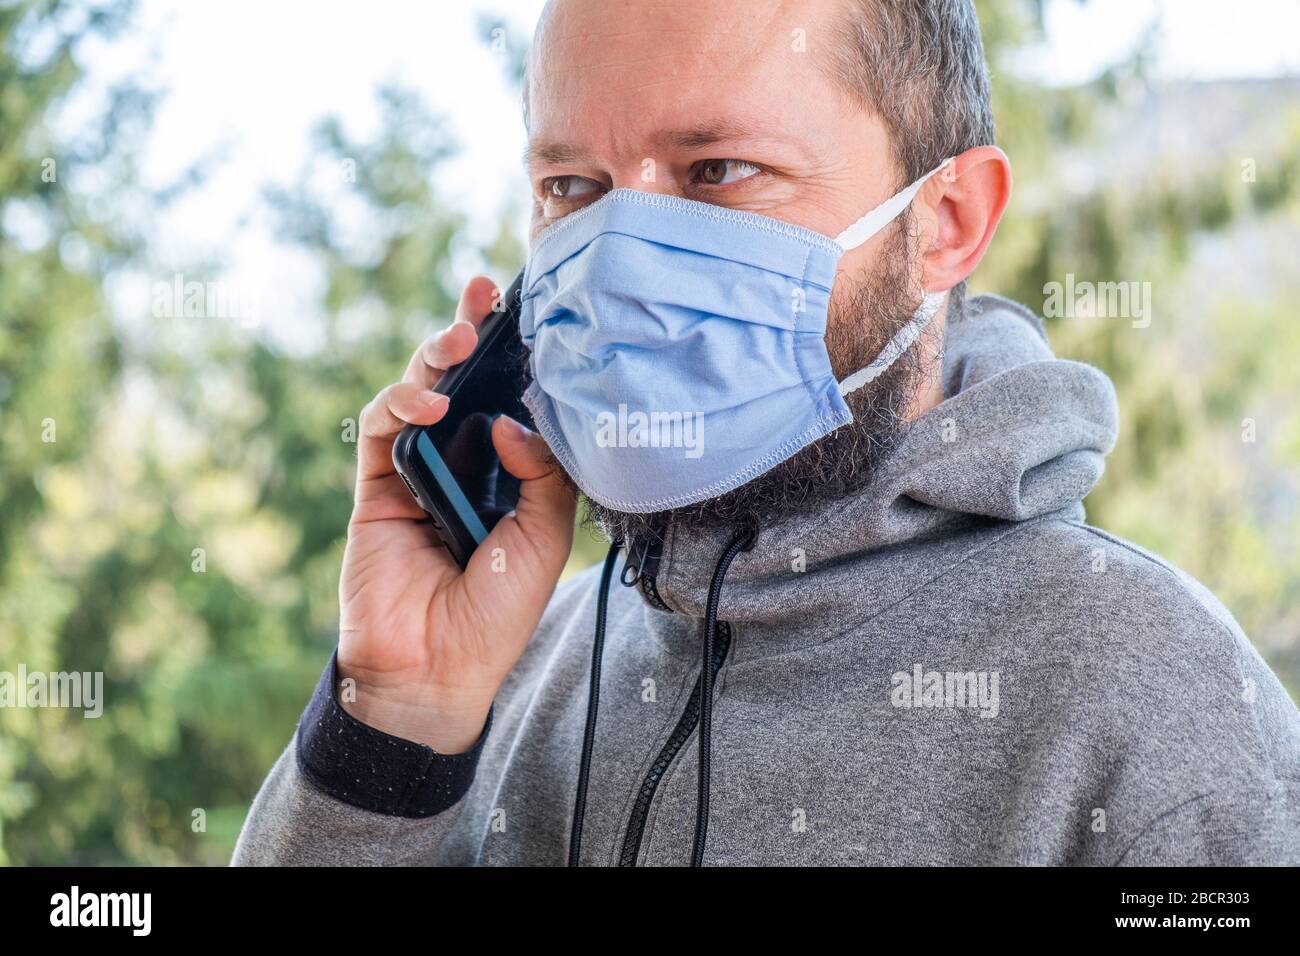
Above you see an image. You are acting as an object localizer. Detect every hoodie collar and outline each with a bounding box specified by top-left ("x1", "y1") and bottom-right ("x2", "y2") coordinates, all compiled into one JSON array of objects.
[{"x1": 634, "y1": 295, "x2": 1120, "y2": 638}]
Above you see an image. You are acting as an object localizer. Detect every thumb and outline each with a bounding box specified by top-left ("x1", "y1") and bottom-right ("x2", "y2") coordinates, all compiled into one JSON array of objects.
[{"x1": 492, "y1": 415, "x2": 576, "y2": 522}]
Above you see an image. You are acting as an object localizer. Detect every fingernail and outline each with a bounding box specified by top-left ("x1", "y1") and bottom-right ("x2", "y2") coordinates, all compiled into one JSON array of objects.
[
  {"x1": 497, "y1": 414, "x2": 529, "y2": 439},
  {"x1": 419, "y1": 390, "x2": 448, "y2": 408}
]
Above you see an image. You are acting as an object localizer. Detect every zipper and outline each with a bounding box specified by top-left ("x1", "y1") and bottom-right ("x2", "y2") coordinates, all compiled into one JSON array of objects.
[
  {"x1": 638, "y1": 569, "x2": 669, "y2": 612},
  {"x1": 621, "y1": 534, "x2": 670, "y2": 612},
  {"x1": 617, "y1": 621, "x2": 732, "y2": 866}
]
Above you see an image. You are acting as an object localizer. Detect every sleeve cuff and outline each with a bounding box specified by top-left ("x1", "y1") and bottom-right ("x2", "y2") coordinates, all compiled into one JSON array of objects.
[{"x1": 294, "y1": 649, "x2": 492, "y2": 818}]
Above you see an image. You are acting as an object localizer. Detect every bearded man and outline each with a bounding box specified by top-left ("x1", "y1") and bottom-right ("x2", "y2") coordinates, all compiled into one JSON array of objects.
[{"x1": 234, "y1": 0, "x2": 1300, "y2": 866}]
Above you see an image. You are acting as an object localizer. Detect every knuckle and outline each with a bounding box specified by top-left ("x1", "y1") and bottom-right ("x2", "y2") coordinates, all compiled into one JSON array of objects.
[
  {"x1": 358, "y1": 402, "x2": 383, "y2": 436},
  {"x1": 358, "y1": 396, "x2": 378, "y2": 426},
  {"x1": 419, "y1": 334, "x2": 443, "y2": 364},
  {"x1": 359, "y1": 386, "x2": 398, "y2": 434}
]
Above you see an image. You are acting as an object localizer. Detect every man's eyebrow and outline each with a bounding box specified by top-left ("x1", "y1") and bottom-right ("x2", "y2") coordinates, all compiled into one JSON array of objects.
[
  {"x1": 523, "y1": 140, "x2": 593, "y2": 168},
  {"x1": 651, "y1": 120, "x2": 771, "y2": 152},
  {"x1": 524, "y1": 120, "x2": 780, "y2": 169}
]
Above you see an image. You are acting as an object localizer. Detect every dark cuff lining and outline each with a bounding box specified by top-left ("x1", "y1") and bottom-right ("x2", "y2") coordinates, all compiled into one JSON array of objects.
[{"x1": 295, "y1": 649, "x2": 492, "y2": 818}]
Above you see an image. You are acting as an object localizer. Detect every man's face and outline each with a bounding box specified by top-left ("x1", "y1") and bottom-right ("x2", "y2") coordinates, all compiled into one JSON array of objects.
[
  {"x1": 526, "y1": 0, "x2": 902, "y2": 281},
  {"x1": 525, "y1": 0, "x2": 933, "y2": 537}
]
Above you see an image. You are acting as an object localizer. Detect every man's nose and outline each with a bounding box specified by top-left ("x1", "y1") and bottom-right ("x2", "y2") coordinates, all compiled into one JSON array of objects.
[{"x1": 609, "y1": 163, "x2": 684, "y2": 197}]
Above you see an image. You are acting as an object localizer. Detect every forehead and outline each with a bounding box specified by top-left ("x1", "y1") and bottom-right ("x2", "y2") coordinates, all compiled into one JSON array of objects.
[{"x1": 528, "y1": 0, "x2": 849, "y2": 158}]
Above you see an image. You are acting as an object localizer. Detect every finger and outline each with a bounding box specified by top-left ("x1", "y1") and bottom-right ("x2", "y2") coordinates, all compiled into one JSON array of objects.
[
  {"x1": 492, "y1": 415, "x2": 575, "y2": 524},
  {"x1": 468, "y1": 416, "x2": 576, "y2": 586},
  {"x1": 403, "y1": 322, "x2": 477, "y2": 387},
  {"x1": 356, "y1": 382, "x2": 450, "y2": 482},
  {"x1": 403, "y1": 276, "x2": 500, "y2": 387},
  {"x1": 352, "y1": 472, "x2": 433, "y2": 522},
  {"x1": 455, "y1": 274, "x2": 503, "y2": 328}
]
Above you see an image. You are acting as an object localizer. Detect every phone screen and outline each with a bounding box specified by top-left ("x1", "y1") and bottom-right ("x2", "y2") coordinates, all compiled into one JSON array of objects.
[{"x1": 414, "y1": 286, "x2": 534, "y2": 544}]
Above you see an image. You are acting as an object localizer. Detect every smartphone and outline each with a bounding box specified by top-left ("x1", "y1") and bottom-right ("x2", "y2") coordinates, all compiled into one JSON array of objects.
[{"x1": 392, "y1": 270, "x2": 533, "y2": 568}]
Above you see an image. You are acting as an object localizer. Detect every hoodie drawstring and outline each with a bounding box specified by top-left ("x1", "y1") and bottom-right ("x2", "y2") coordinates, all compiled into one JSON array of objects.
[
  {"x1": 568, "y1": 528, "x2": 755, "y2": 867},
  {"x1": 567, "y1": 540, "x2": 623, "y2": 867},
  {"x1": 690, "y1": 526, "x2": 755, "y2": 866}
]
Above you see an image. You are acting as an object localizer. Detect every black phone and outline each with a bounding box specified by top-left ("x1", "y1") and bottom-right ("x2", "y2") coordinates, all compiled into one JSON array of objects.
[{"x1": 392, "y1": 270, "x2": 533, "y2": 568}]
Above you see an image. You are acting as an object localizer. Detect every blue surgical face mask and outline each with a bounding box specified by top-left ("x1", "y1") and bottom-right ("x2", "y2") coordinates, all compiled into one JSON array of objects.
[{"x1": 519, "y1": 163, "x2": 949, "y2": 514}]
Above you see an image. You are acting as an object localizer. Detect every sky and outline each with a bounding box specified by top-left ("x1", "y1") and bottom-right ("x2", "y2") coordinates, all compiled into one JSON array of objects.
[{"x1": 54, "y1": 0, "x2": 1300, "y2": 342}]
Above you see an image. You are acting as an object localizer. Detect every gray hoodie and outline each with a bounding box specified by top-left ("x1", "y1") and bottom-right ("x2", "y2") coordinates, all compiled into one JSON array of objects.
[{"x1": 233, "y1": 294, "x2": 1300, "y2": 866}]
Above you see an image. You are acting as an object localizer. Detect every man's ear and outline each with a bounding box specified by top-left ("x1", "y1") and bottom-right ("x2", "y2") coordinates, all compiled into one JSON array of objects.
[{"x1": 919, "y1": 145, "x2": 1012, "y2": 291}]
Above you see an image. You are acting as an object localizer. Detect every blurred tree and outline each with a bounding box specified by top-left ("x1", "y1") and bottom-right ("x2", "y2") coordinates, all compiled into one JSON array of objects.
[
  {"x1": 0, "y1": 0, "x2": 142, "y2": 863},
  {"x1": 0, "y1": 0, "x2": 1296, "y2": 866},
  {"x1": 972, "y1": 0, "x2": 1300, "y2": 693},
  {"x1": 2, "y1": 4, "x2": 479, "y2": 864}
]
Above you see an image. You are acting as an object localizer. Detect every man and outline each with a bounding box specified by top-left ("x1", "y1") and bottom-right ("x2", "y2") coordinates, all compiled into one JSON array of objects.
[{"x1": 234, "y1": 0, "x2": 1300, "y2": 865}]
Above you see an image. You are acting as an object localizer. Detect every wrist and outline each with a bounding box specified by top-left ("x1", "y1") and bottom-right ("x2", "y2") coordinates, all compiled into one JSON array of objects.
[
  {"x1": 335, "y1": 667, "x2": 493, "y2": 754},
  {"x1": 296, "y1": 651, "x2": 491, "y2": 818}
]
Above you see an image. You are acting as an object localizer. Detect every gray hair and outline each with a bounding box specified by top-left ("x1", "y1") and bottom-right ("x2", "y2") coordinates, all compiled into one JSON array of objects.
[
  {"x1": 825, "y1": 0, "x2": 996, "y2": 187},
  {"x1": 824, "y1": 0, "x2": 996, "y2": 312}
]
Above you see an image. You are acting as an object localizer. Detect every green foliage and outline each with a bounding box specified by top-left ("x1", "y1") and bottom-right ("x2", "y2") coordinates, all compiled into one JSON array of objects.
[
  {"x1": 972, "y1": 1, "x2": 1300, "y2": 696},
  {"x1": 1, "y1": 0, "x2": 1296, "y2": 865}
]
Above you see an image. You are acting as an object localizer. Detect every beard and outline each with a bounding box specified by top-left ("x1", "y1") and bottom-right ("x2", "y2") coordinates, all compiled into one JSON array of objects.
[{"x1": 532, "y1": 213, "x2": 939, "y2": 545}]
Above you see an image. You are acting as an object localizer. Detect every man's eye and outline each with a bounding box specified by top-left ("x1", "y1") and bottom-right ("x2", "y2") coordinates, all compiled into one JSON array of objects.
[
  {"x1": 694, "y1": 159, "x2": 760, "y2": 186},
  {"x1": 545, "y1": 176, "x2": 601, "y2": 200}
]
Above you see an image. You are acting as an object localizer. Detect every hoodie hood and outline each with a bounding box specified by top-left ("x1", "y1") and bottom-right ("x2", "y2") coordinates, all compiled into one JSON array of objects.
[{"x1": 640, "y1": 294, "x2": 1120, "y2": 631}]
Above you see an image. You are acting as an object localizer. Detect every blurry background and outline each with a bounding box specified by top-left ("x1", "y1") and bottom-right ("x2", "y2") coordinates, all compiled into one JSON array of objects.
[{"x1": 1, "y1": 0, "x2": 1297, "y2": 864}]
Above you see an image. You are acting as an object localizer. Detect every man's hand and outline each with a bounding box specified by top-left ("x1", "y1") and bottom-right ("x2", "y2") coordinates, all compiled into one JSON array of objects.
[{"x1": 337, "y1": 275, "x2": 576, "y2": 753}]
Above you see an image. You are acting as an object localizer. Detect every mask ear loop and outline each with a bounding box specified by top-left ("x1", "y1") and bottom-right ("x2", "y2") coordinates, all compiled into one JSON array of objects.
[
  {"x1": 832, "y1": 158, "x2": 953, "y2": 397},
  {"x1": 836, "y1": 291, "x2": 946, "y2": 396},
  {"x1": 833, "y1": 158, "x2": 953, "y2": 250}
]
